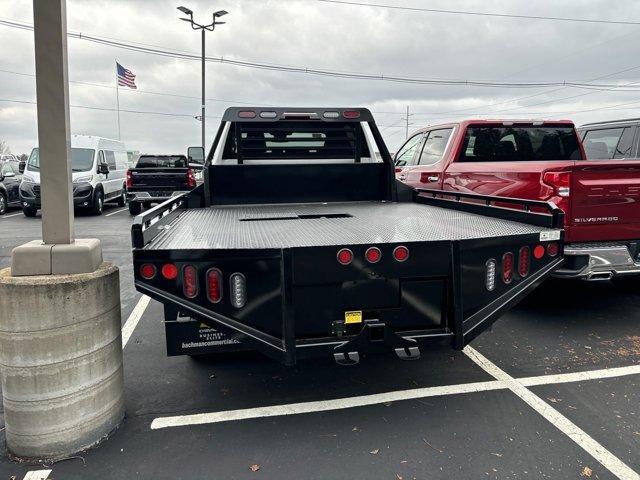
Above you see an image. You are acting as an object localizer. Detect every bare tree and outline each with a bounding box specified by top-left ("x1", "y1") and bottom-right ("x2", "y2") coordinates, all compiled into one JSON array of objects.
[{"x1": 0, "y1": 140, "x2": 11, "y2": 155}]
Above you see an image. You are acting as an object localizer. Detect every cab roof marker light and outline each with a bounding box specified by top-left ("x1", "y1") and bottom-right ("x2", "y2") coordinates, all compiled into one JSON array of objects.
[
  {"x1": 259, "y1": 111, "x2": 277, "y2": 118},
  {"x1": 323, "y1": 111, "x2": 340, "y2": 119},
  {"x1": 238, "y1": 111, "x2": 256, "y2": 118}
]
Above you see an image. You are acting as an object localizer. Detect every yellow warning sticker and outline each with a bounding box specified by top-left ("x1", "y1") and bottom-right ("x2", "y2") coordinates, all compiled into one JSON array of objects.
[{"x1": 344, "y1": 311, "x2": 363, "y2": 324}]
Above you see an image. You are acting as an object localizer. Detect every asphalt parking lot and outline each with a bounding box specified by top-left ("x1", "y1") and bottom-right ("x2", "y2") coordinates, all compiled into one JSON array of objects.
[{"x1": 1, "y1": 205, "x2": 639, "y2": 480}]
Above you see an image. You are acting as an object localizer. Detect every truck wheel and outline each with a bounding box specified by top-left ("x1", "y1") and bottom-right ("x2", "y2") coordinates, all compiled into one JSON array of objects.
[
  {"x1": 91, "y1": 190, "x2": 104, "y2": 215},
  {"x1": 22, "y1": 205, "x2": 38, "y2": 217},
  {"x1": 116, "y1": 187, "x2": 127, "y2": 207},
  {"x1": 611, "y1": 275, "x2": 640, "y2": 292},
  {"x1": 129, "y1": 201, "x2": 141, "y2": 216},
  {"x1": 0, "y1": 193, "x2": 6, "y2": 215}
]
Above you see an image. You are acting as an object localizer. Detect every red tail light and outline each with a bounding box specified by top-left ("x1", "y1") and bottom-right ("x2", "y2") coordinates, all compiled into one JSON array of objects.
[
  {"x1": 365, "y1": 247, "x2": 381, "y2": 264},
  {"x1": 518, "y1": 247, "x2": 530, "y2": 277},
  {"x1": 183, "y1": 265, "x2": 198, "y2": 299},
  {"x1": 502, "y1": 252, "x2": 514, "y2": 284},
  {"x1": 161, "y1": 263, "x2": 178, "y2": 280},
  {"x1": 337, "y1": 248, "x2": 353, "y2": 265},
  {"x1": 543, "y1": 171, "x2": 571, "y2": 197},
  {"x1": 533, "y1": 244, "x2": 545, "y2": 259},
  {"x1": 547, "y1": 242, "x2": 559, "y2": 257},
  {"x1": 206, "y1": 268, "x2": 222, "y2": 303},
  {"x1": 140, "y1": 263, "x2": 156, "y2": 279},
  {"x1": 393, "y1": 245, "x2": 409, "y2": 262},
  {"x1": 187, "y1": 168, "x2": 196, "y2": 188},
  {"x1": 126, "y1": 170, "x2": 133, "y2": 188}
]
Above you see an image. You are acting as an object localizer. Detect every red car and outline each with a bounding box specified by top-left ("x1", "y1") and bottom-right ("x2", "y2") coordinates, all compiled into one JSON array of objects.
[{"x1": 394, "y1": 119, "x2": 640, "y2": 283}]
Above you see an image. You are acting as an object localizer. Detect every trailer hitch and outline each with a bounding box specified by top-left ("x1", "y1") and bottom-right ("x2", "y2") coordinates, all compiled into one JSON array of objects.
[{"x1": 333, "y1": 320, "x2": 420, "y2": 365}]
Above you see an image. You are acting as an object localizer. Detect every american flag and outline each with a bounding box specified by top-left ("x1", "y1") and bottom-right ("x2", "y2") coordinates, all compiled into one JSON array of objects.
[{"x1": 116, "y1": 62, "x2": 137, "y2": 89}]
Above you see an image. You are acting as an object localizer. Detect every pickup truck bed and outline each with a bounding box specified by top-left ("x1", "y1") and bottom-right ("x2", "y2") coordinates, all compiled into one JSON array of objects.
[{"x1": 144, "y1": 201, "x2": 552, "y2": 250}]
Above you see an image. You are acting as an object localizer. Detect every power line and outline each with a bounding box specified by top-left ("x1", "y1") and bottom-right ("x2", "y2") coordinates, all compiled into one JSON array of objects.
[
  {"x1": 316, "y1": 0, "x2": 640, "y2": 26},
  {"x1": 2, "y1": 17, "x2": 640, "y2": 91}
]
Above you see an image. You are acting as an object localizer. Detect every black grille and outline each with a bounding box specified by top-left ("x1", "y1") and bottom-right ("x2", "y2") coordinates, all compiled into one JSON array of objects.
[{"x1": 33, "y1": 185, "x2": 40, "y2": 197}]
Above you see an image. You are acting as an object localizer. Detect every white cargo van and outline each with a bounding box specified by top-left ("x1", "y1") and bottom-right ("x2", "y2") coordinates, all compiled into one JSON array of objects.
[{"x1": 20, "y1": 135, "x2": 128, "y2": 216}]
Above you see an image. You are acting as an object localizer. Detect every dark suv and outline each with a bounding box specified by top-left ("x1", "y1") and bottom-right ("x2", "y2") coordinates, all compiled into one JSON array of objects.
[
  {"x1": 578, "y1": 118, "x2": 640, "y2": 160},
  {"x1": 0, "y1": 160, "x2": 23, "y2": 215}
]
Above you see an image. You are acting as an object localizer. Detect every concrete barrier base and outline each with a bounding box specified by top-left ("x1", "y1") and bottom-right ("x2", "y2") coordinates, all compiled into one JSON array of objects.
[{"x1": 0, "y1": 263, "x2": 125, "y2": 460}]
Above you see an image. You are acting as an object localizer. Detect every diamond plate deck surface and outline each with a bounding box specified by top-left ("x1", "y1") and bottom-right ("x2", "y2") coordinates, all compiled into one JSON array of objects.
[{"x1": 145, "y1": 201, "x2": 553, "y2": 250}]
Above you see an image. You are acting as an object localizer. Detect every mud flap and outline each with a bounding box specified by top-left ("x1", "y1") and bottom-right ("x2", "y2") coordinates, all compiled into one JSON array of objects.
[{"x1": 165, "y1": 318, "x2": 249, "y2": 356}]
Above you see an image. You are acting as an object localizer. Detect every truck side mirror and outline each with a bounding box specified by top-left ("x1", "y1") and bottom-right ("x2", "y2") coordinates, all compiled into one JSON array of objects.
[
  {"x1": 19, "y1": 161, "x2": 26, "y2": 173},
  {"x1": 98, "y1": 163, "x2": 109, "y2": 175},
  {"x1": 187, "y1": 146, "x2": 205, "y2": 170}
]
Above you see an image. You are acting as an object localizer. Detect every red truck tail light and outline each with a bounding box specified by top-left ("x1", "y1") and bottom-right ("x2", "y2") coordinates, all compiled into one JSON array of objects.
[
  {"x1": 365, "y1": 247, "x2": 381, "y2": 264},
  {"x1": 183, "y1": 265, "x2": 198, "y2": 298},
  {"x1": 547, "y1": 242, "x2": 559, "y2": 257},
  {"x1": 518, "y1": 247, "x2": 530, "y2": 277},
  {"x1": 126, "y1": 170, "x2": 133, "y2": 188},
  {"x1": 485, "y1": 259, "x2": 496, "y2": 291},
  {"x1": 230, "y1": 273, "x2": 247, "y2": 309},
  {"x1": 161, "y1": 263, "x2": 178, "y2": 280},
  {"x1": 337, "y1": 248, "x2": 353, "y2": 265},
  {"x1": 206, "y1": 268, "x2": 222, "y2": 303},
  {"x1": 543, "y1": 171, "x2": 571, "y2": 197},
  {"x1": 140, "y1": 263, "x2": 156, "y2": 280},
  {"x1": 533, "y1": 244, "x2": 545, "y2": 259},
  {"x1": 393, "y1": 245, "x2": 409, "y2": 262},
  {"x1": 502, "y1": 252, "x2": 514, "y2": 284},
  {"x1": 187, "y1": 169, "x2": 196, "y2": 188}
]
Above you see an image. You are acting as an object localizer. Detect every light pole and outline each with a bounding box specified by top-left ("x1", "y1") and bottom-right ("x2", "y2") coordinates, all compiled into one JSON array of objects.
[{"x1": 177, "y1": 6, "x2": 228, "y2": 150}]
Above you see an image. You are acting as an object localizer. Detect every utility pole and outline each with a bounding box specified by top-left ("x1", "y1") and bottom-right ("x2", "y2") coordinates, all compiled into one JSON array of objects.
[
  {"x1": 405, "y1": 105, "x2": 410, "y2": 139},
  {"x1": 178, "y1": 6, "x2": 229, "y2": 150}
]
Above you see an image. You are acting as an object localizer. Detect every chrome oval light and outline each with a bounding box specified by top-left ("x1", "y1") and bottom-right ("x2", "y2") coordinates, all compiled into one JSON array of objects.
[
  {"x1": 230, "y1": 273, "x2": 247, "y2": 309},
  {"x1": 485, "y1": 259, "x2": 496, "y2": 291}
]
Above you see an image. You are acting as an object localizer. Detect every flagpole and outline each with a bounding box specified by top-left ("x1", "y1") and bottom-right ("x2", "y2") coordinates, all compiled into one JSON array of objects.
[{"x1": 115, "y1": 61, "x2": 121, "y2": 141}]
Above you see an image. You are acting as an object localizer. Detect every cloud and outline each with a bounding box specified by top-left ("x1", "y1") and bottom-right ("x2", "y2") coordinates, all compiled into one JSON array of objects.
[{"x1": 2, "y1": 0, "x2": 640, "y2": 154}]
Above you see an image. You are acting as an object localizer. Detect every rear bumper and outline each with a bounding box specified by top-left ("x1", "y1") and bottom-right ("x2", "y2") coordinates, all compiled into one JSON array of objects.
[
  {"x1": 128, "y1": 191, "x2": 189, "y2": 204},
  {"x1": 553, "y1": 242, "x2": 640, "y2": 280}
]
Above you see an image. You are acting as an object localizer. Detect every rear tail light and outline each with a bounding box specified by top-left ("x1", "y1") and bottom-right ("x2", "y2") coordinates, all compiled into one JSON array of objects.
[
  {"x1": 183, "y1": 265, "x2": 198, "y2": 298},
  {"x1": 393, "y1": 245, "x2": 409, "y2": 262},
  {"x1": 337, "y1": 248, "x2": 353, "y2": 265},
  {"x1": 342, "y1": 110, "x2": 361, "y2": 119},
  {"x1": 518, "y1": 247, "x2": 530, "y2": 277},
  {"x1": 187, "y1": 168, "x2": 196, "y2": 188},
  {"x1": 533, "y1": 244, "x2": 545, "y2": 259},
  {"x1": 161, "y1": 263, "x2": 178, "y2": 280},
  {"x1": 230, "y1": 273, "x2": 247, "y2": 309},
  {"x1": 140, "y1": 263, "x2": 156, "y2": 279},
  {"x1": 485, "y1": 259, "x2": 496, "y2": 291},
  {"x1": 206, "y1": 268, "x2": 222, "y2": 303},
  {"x1": 126, "y1": 170, "x2": 133, "y2": 188},
  {"x1": 502, "y1": 252, "x2": 514, "y2": 284},
  {"x1": 543, "y1": 171, "x2": 571, "y2": 197},
  {"x1": 547, "y1": 242, "x2": 559, "y2": 257},
  {"x1": 365, "y1": 247, "x2": 381, "y2": 264}
]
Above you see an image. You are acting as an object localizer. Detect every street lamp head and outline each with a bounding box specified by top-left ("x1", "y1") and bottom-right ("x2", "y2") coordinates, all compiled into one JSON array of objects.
[
  {"x1": 177, "y1": 6, "x2": 193, "y2": 15},
  {"x1": 213, "y1": 10, "x2": 228, "y2": 18}
]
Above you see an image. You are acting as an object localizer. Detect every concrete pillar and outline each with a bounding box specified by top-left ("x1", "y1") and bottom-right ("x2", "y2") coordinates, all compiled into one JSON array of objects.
[{"x1": 0, "y1": 263, "x2": 125, "y2": 459}]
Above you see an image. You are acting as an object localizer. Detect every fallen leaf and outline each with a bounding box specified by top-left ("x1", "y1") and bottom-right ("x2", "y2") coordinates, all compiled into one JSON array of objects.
[
  {"x1": 581, "y1": 466, "x2": 592, "y2": 477},
  {"x1": 396, "y1": 474, "x2": 403, "y2": 480},
  {"x1": 250, "y1": 464, "x2": 260, "y2": 472},
  {"x1": 352, "y1": 426, "x2": 359, "y2": 431},
  {"x1": 369, "y1": 449, "x2": 380, "y2": 455},
  {"x1": 490, "y1": 452, "x2": 503, "y2": 458}
]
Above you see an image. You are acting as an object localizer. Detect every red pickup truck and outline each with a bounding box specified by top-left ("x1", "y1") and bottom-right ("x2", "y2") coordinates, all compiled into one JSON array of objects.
[{"x1": 394, "y1": 119, "x2": 640, "y2": 282}]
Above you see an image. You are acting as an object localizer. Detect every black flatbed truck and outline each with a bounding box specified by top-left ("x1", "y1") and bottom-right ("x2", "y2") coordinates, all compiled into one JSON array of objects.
[{"x1": 131, "y1": 107, "x2": 564, "y2": 366}]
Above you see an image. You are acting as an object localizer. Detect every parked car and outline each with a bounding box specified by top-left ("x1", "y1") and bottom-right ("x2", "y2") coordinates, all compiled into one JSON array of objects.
[
  {"x1": 394, "y1": 119, "x2": 640, "y2": 284},
  {"x1": 0, "y1": 160, "x2": 23, "y2": 215},
  {"x1": 126, "y1": 153, "x2": 199, "y2": 215},
  {"x1": 577, "y1": 117, "x2": 640, "y2": 160},
  {"x1": 0, "y1": 154, "x2": 18, "y2": 163},
  {"x1": 20, "y1": 135, "x2": 128, "y2": 216}
]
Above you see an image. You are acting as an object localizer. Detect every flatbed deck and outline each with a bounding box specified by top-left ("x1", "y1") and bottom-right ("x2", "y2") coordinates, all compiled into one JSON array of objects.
[{"x1": 144, "y1": 201, "x2": 555, "y2": 250}]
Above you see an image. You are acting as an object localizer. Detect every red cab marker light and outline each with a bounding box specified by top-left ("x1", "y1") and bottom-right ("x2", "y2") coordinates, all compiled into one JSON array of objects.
[
  {"x1": 183, "y1": 265, "x2": 198, "y2": 299},
  {"x1": 365, "y1": 247, "x2": 382, "y2": 264},
  {"x1": 533, "y1": 244, "x2": 545, "y2": 259},
  {"x1": 342, "y1": 110, "x2": 361, "y2": 119},
  {"x1": 140, "y1": 263, "x2": 156, "y2": 279},
  {"x1": 502, "y1": 252, "x2": 514, "y2": 284},
  {"x1": 206, "y1": 268, "x2": 222, "y2": 303},
  {"x1": 161, "y1": 263, "x2": 179, "y2": 280},
  {"x1": 337, "y1": 248, "x2": 353, "y2": 265},
  {"x1": 393, "y1": 245, "x2": 409, "y2": 262},
  {"x1": 547, "y1": 242, "x2": 559, "y2": 257},
  {"x1": 238, "y1": 110, "x2": 256, "y2": 118}
]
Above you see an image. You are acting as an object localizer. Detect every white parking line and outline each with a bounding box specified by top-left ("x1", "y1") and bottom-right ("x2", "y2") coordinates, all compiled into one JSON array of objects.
[
  {"x1": 121, "y1": 295, "x2": 150, "y2": 348},
  {"x1": 464, "y1": 346, "x2": 640, "y2": 480},
  {"x1": 1, "y1": 212, "x2": 22, "y2": 218},
  {"x1": 22, "y1": 470, "x2": 51, "y2": 480},
  {"x1": 521, "y1": 363, "x2": 640, "y2": 387},
  {"x1": 105, "y1": 208, "x2": 127, "y2": 217}
]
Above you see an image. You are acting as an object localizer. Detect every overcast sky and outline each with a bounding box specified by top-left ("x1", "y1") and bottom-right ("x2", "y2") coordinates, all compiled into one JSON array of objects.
[{"x1": 2, "y1": 0, "x2": 640, "y2": 155}]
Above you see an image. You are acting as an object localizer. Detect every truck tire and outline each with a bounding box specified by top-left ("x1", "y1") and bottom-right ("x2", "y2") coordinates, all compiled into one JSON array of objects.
[
  {"x1": 22, "y1": 205, "x2": 38, "y2": 217},
  {"x1": 0, "y1": 192, "x2": 6, "y2": 215},
  {"x1": 116, "y1": 187, "x2": 127, "y2": 207},
  {"x1": 129, "y1": 201, "x2": 141, "y2": 216},
  {"x1": 91, "y1": 189, "x2": 104, "y2": 215}
]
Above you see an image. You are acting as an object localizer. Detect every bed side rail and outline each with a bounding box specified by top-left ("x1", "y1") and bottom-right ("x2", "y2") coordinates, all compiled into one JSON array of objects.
[
  {"x1": 131, "y1": 193, "x2": 188, "y2": 249},
  {"x1": 414, "y1": 188, "x2": 564, "y2": 229}
]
